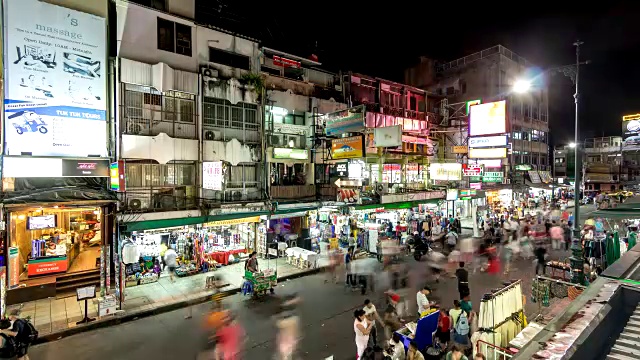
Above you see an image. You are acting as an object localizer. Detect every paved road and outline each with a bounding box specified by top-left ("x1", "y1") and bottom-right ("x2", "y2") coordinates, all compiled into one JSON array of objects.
[{"x1": 29, "y1": 205, "x2": 598, "y2": 360}]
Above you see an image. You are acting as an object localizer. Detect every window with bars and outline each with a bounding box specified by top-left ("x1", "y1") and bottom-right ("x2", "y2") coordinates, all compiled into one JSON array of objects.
[
  {"x1": 125, "y1": 162, "x2": 196, "y2": 188},
  {"x1": 226, "y1": 164, "x2": 259, "y2": 189},
  {"x1": 202, "y1": 97, "x2": 258, "y2": 131}
]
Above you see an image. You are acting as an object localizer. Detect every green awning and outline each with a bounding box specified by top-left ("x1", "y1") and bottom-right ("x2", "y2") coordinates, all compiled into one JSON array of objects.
[
  {"x1": 122, "y1": 211, "x2": 269, "y2": 232},
  {"x1": 353, "y1": 198, "x2": 441, "y2": 211},
  {"x1": 591, "y1": 208, "x2": 640, "y2": 220}
]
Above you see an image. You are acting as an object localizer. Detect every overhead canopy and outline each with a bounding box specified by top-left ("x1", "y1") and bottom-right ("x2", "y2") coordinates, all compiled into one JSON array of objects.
[{"x1": 591, "y1": 208, "x2": 640, "y2": 220}]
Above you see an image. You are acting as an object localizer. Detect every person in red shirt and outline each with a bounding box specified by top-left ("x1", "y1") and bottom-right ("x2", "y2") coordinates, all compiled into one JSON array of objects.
[
  {"x1": 215, "y1": 312, "x2": 244, "y2": 360},
  {"x1": 436, "y1": 308, "x2": 451, "y2": 348}
]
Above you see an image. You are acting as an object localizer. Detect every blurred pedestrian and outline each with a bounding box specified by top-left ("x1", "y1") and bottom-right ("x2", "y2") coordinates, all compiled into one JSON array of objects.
[
  {"x1": 354, "y1": 309, "x2": 373, "y2": 359},
  {"x1": 214, "y1": 312, "x2": 244, "y2": 360},
  {"x1": 275, "y1": 294, "x2": 301, "y2": 360},
  {"x1": 436, "y1": 308, "x2": 451, "y2": 348},
  {"x1": 407, "y1": 340, "x2": 425, "y2": 360},
  {"x1": 364, "y1": 299, "x2": 383, "y2": 347},
  {"x1": 445, "y1": 344, "x2": 468, "y2": 360},
  {"x1": 383, "y1": 295, "x2": 403, "y2": 341}
]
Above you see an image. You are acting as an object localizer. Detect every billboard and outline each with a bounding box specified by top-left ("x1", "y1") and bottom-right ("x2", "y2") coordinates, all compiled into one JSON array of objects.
[
  {"x1": 469, "y1": 100, "x2": 506, "y2": 137},
  {"x1": 373, "y1": 125, "x2": 402, "y2": 147},
  {"x1": 469, "y1": 147, "x2": 507, "y2": 159},
  {"x1": 622, "y1": 114, "x2": 640, "y2": 151},
  {"x1": 429, "y1": 163, "x2": 462, "y2": 181},
  {"x1": 331, "y1": 135, "x2": 364, "y2": 159},
  {"x1": 324, "y1": 105, "x2": 365, "y2": 136},
  {"x1": 468, "y1": 135, "x2": 508, "y2": 148},
  {"x1": 462, "y1": 164, "x2": 483, "y2": 177},
  {"x1": 3, "y1": 0, "x2": 107, "y2": 157},
  {"x1": 203, "y1": 161, "x2": 223, "y2": 190}
]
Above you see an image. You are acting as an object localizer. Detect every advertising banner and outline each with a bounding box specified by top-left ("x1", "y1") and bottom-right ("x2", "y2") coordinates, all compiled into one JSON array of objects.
[
  {"x1": 622, "y1": 114, "x2": 640, "y2": 151},
  {"x1": 331, "y1": 135, "x2": 364, "y2": 159},
  {"x1": 62, "y1": 159, "x2": 109, "y2": 176},
  {"x1": 469, "y1": 147, "x2": 507, "y2": 159},
  {"x1": 429, "y1": 163, "x2": 462, "y2": 181},
  {"x1": 3, "y1": 0, "x2": 107, "y2": 157},
  {"x1": 330, "y1": 162, "x2": 349, "y2": 177},
  {"x1": 462, "y1": 164, "x2": 483, "y2": 177},
  {"x1": 469, "y1": 100, "x2": 507, "y2": 137},
  {"x1": 468, "y1": 135, "x2": 508, "y2": 148},
  {"x1": 528, "y1": 170, "x2": 542, "y2": 184},
  {"x1": 373, "y1": 125, "x2": 402, "y2": 147},
  {"x1": 27, "y1": 257, "x2": 68, "y2": 276},
  {"x1": 324, "y1": 105, "x2": 365, "y2": 136},
  {"x1": 452, "y1": 145, "x2": 468, "y2": 154},
  {"x1": 8, "y1": 247, "x2": 19, "y2": 288},
  {"x1": 482, "y1": 172, "x2": 503, "y2": 183},
  {"x1": 203, "y1": 161, "x2": 223, "y2": 190},
  {"x1": 273, "y1": 148, "x2": 309, "y2": 160},
  {"x1": 337, "y1": 189, "x2": 360, "y2": 204}
]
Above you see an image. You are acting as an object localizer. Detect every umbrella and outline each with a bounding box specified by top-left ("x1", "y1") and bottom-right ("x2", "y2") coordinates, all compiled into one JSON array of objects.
[
  {"x1": 613, "y1": 231, "x2": 621, "y2": 262},
  {"x1": 629, "y1": 232, "x2": 638, "y2": 250},
  {"x1": 605, "y1": 234, "x2": 616, "y2": 268}
]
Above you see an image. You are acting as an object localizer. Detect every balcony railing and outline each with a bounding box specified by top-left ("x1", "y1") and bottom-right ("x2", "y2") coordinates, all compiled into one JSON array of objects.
[
  {"x1": 270, "y1": 185, "x2": 316, "y2": 200},
  {"x1": 119, "y1": 187, "x2": 198, "y2": 212}
]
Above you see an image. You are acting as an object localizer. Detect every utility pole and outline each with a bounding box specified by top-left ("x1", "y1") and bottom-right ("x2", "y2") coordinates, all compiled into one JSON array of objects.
[{"x1": 573, "y1": 40, "x2": 583, "y2": 238}]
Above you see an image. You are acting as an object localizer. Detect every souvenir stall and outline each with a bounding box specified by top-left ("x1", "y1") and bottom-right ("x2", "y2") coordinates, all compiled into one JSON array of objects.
[
  {"x1": 394, "y1": 310, "x2": 440, "y2": 352},
  {"x1": 472, "y1": 280, "x2": 525, "y2": 359},
  {"x1": 316, "y1": 206, "x2": 344, "y2": 250},
  {"x1": 200, "y1": 217, "x2": 258, "y2": 266}
]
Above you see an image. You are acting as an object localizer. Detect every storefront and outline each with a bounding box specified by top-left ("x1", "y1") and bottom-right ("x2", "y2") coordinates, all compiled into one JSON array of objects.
[
  {"x1": 3, "y1": 201, "x2": 116, "y2": 304},
  {"x1": 120, "y1": 216, "x2": 260, "y2": 288}
]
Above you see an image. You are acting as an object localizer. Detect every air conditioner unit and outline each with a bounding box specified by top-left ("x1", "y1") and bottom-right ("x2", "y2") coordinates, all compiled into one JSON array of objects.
[
  {"x1": 127, "y1": 196, "x2": 150, "y2": 210},
  {"x1": 375, "y1": 183, "x2": 388, "y2": 195},
  {"x1": 204, "y1": 130, "x2": 222, "y2": 140},
  {"x1": 201, "y1": 67, "x2": 218, "y2": 79},
  {"x1": 285, "y1": 135, "x2": 301, "y2": 148},
  {"x1": 270, "y1": 134, "x2": 283, "y2": 146}
]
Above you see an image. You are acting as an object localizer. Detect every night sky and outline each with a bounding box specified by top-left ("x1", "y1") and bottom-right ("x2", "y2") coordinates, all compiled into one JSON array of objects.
[{"x1": 199, "y1": 1, "x2": 640, "y2": 145}]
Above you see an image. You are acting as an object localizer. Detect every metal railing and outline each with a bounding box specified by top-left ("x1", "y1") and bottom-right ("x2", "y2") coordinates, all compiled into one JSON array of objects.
[
  {"x1": 437, "y1": 45, "x2": 531, "y2": 73},
  {"x1": 476, "y1": 339, "x2": 515, "y2": 360},
  {"x1": 270, "y1": 185, "x2": 316, "y2": 200}
]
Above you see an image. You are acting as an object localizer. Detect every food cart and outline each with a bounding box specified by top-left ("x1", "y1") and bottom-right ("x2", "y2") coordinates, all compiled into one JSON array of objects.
[{"x1": 243, "y1": 243, "x2": 278, "y2": 297}]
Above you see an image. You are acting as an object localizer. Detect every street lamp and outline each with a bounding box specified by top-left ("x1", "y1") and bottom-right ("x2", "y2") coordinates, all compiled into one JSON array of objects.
[
  {"x1": 568, "y1": 142, "x2": 577, "y2": 148},
  {"x1": 512, "y1": 79, "x2": 532, "y2": 94}
]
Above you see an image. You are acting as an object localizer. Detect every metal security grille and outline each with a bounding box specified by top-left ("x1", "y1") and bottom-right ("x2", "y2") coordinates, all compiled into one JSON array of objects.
[
  {"x1": 202, "y1": 97, "x2": 260, "y2": 143},
  {"x1": 121, "y1": 84, "x2": 197, "y2": 139}
]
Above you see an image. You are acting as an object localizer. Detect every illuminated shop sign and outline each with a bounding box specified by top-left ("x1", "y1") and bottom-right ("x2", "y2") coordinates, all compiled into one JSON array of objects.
[
  {"x1": 469, "y1": 147, "x2": 507, "y2": 159},
  {"x1": 468, "y1": 135, "x2": 508, "y2": 148},
  {"x1": 273, "y1": 148, "x2": 309, "y2": 160},
  {"x1": 469, "y1": 100, "x2": 506, "y2": 137}
]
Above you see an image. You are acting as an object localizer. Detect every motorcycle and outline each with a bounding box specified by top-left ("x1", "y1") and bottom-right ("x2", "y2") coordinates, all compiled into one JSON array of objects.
[{"x1": 413, "y1": 237, "x2": 433, "y2": 261}]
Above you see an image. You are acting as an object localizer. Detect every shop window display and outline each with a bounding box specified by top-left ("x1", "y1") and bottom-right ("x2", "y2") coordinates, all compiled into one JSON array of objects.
[
  {"x1": 7, "y1": 206, "x2": 103, "y2": 288},
  {"x1": 120, "y1": 219, "x2": 258, "y2": 287}
]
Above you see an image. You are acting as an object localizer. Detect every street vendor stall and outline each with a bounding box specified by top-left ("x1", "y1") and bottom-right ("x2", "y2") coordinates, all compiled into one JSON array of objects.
[{"x1": 394, "y1": 310, "x2": 439, "y2": 352}]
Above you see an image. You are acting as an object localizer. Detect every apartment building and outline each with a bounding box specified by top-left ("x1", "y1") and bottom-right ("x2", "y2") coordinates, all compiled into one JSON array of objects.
[{"x1": 583, "y1": 136, "x2": 622, "y2": 193}]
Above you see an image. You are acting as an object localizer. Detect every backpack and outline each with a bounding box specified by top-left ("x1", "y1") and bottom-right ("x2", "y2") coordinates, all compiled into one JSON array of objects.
[
  {"x1": 0, "y1": 333, "x2": 18, "y2": 358},
  {"x1": 454, "y1": 311, "x2": 470, "y2": 336},
  {"x1": 17, "y1": 319, "x2": 38, "y2": 344},
  {"x1": 447, "y1": 232, "x2": 458, "y2": 246}
]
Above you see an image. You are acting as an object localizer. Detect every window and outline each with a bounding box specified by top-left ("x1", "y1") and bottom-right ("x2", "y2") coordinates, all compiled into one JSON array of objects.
[
  {"x1": 125, "y1": 162, "x2": 196, "y2": 188},
  {"x1": 202, "y1": 97, "x2": 258, "y2": 131},
  {"x1": 157, "y1": 18, "x2": 192, "y2": 56},
  {"x1": 209, "y1": 47, "x2": 250, "y2": 71},
  {"x1": 284, "y1": 114, "x2": 305, "y2": 126},
  {"x1": 131, "y1": 0, "x2": 166, "y2": 11},
  {"x1": 226, "y1": 164, "x2": 259, "y2": 188},
  {"x1": 460, "y1": 79, "x2": 467, "y2": 94}
]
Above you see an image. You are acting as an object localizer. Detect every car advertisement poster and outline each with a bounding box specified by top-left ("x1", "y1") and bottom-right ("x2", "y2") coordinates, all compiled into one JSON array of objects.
[
  {"x1": 622, "y1": 114, "x2": 640, "y2": 151},
  {"x1": 3, "y1": 0, "x2": 107, "y2": 157},
  {"x1": 331, "y1": 135, "x2": 364, "y2": 159}
]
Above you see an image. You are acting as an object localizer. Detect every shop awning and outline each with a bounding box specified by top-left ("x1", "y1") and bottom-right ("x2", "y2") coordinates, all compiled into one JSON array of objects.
[
  {"x1": 353, "y1": 198, "x2": 441, "y2": 211},
  {"x1": 122, "y1": 211, "x2": 269, "y2": 232}
]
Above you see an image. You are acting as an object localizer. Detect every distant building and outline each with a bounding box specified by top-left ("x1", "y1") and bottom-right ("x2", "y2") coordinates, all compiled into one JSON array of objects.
[
  {"x1": 405, "y1": 45, "x2": 551, "y2": 178},
  {"x1": 583, "y1": 136, "x2": 622, "y2": 193}
]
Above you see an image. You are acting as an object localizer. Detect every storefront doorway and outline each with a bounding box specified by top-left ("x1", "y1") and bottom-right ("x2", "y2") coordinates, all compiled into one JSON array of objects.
[{"x1": 6, "y1": 204, "x2": 108, "y2": 303}]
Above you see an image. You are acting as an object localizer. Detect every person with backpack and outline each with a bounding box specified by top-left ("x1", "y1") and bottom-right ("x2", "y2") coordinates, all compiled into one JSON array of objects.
[
  {"x1": 1, "y1": 309, "x2": 37, "y2": 360},
  {"x1": 0, "y1": 319, "x2": 19, "y2": 359},
  {"x1": 452, "y1": 310, "x2": 470, "y2": 349}
]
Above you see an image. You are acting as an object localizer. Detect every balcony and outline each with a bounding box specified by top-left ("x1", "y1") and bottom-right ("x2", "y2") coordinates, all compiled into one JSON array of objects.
[
  {"x1": 119, "y1": 187, "x2": 198, "y2": 212},
  {"x1": 270, "y1": 185, "x2": 316, "y2": 200}
]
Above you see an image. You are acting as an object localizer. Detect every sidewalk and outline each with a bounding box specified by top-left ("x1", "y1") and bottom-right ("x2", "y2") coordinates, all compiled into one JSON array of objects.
[
  {"x1": 460, "y1": 200, "x2": 577, "y2": 229},
  {"x1": 10, "y1": 257, "x2": 328, "y2": 343}
]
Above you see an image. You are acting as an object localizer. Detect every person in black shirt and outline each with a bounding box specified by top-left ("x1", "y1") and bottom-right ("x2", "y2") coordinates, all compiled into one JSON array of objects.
[
  {"x1": 455, "y1": 262, "x2": 470, "y2": 299},
  {"x1": 535, "y1": 246, "x2": 547, "y2": 275},
  {"x1": 0, "y1": 309, "x2": 30, "y2": 360}
]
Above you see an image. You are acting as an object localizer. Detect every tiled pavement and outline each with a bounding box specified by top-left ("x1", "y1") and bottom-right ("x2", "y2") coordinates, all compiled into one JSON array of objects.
[{"x1": 12, "y1": 258, "x2": 328, "y2": 338}]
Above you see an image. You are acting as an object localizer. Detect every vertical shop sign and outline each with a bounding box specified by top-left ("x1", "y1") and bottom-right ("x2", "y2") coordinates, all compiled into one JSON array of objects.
[
  {"x1": 100, "y1": 246, "x2": 105, "y2": 296},
  {"x1": 105, "y1": 245, "x2": 110, "y2": 294},
  {"x1": 8, "y1": 247, "x2": 19, "y2": 288},
  {"x1": 0, "y1": 267, "x2": 6, "y2": 318},
  {"x1": 203, "y1": 161, "x2": 223, "y2": 190}
]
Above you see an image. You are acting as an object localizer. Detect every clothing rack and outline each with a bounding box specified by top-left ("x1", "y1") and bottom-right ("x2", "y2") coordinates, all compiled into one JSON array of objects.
[{"x1": 481, "y1": 279, "x2": 522, "y2": 300}]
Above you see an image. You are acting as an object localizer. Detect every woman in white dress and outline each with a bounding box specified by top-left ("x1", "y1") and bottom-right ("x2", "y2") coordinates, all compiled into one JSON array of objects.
[{"x1": 354, "y1": 309, "x2": 373, "y2": 359}]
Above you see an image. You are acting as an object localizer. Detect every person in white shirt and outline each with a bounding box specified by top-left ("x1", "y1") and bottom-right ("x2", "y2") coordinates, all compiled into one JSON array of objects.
[
  {"x1": 164, "y1": 245, "x2": 178, "y2": 283},
  {"x1": 416, "y1": 286, "x2": 433, "y2": 316},
  {"x1": 363, "y1": 299, "x2": 383, "y2": 346},
  {"x1": 389, "y1": 333, "x2": 406, "y2": 360}
]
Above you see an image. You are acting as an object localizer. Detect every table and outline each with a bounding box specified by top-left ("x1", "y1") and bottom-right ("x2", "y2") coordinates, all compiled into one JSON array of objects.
[{"x1": 207, "y1": 249, "x2": 246, "y2": 265}]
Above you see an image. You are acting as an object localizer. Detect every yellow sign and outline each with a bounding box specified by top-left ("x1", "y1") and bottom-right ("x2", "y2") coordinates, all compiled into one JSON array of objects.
[
  {"x1": 204, "y1": 216, "x2": 261, "y2": 227},
  {"x1": 331, "y1": 136, "x2": 364, "y2": 159},
  {"x1": 452, "y1": 146, "x2": 468, "y2": 154},
  {"x1": 623, "y1": 114, "x2": 640, "y2": 121}
]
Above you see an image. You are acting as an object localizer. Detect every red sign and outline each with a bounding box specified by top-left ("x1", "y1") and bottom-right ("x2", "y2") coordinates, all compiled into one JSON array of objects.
[
  {"x1": 273, "y1": 55, "x2": 301, "y2": 68},
  {"x1": 470, "y1": 182, "x2": 482, "y2": 189},
  {"x1": 28, "y1": 259, "x2": 68, "y2": 276},
  {"x1": 462, "y1": 164, "x2": 483, "y2": 177}
]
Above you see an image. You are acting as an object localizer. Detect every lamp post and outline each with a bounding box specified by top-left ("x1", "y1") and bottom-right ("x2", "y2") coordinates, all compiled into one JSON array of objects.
[{"x1": 572, "y1": 41, "x2": 583, "y2": 239}]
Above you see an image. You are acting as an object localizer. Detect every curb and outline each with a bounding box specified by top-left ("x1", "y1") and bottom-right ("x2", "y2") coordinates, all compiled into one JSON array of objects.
[{"x1": 35, "y1": 266, "x2": 323, "y2": 345}]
